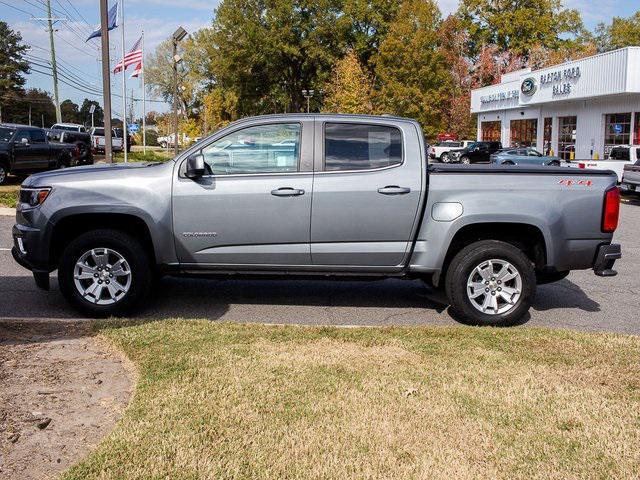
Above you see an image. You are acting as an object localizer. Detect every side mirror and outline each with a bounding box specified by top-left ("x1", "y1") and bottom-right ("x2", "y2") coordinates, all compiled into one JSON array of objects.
[{"x1": 185, "y1": 153, "x2": 205, "y2": 178}]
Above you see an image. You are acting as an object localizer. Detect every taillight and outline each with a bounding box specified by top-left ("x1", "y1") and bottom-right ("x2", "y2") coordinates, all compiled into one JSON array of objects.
[
  {"x1": 602, "y1": 186, "x2": 620, "y2": 233},
  {"x1": 578, "y1": 163, "x2": 585, "y2": 169}
]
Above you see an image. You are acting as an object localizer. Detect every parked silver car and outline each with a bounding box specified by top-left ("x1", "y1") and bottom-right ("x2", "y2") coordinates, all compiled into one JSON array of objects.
[{"x1": 490, "y1": 148, "x2": 561, "y2": 166}]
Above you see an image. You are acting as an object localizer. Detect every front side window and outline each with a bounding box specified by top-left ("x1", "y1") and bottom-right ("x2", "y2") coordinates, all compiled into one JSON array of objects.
[
  {"x1": 324, "y1": 123, "x2": 402, "y2": 171},
  {"x1": 201, "y1": 123, "x2": 300, "y2": 175},
  {"x1": 15, "y1": 130, "x2": 30, "y2": 143}
]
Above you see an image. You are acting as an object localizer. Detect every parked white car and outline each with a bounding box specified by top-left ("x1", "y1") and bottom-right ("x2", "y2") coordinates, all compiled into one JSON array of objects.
[
  {"x1": 51, "y1": 123, "x2": 87, "y2": 133},
  {"x1": 429, "y1": 140, "x2": 474, "y2": 163},
  {"x1": 158, "y1": 133, "x2": 191, "y2": 148},
  {"x1": 567, "y1": 145, "x2": 639, "y2": 182}
]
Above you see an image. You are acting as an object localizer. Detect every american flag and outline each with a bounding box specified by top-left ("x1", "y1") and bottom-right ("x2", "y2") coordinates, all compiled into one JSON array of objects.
[
  {"x1": 114, "y1": 36, "x2": 143, "y2": 74},
  {"x1": 130, "y1": 61, "x2": 142, "y2": 78}
]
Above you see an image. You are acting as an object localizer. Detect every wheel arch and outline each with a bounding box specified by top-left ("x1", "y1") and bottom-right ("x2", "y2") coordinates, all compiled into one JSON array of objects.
[
  {"x1": 49, "y1": 211, "x2": 157, "y2": 268},
  {"x1": 439, "y1": 222, "x2": 547, "y2": 285}
]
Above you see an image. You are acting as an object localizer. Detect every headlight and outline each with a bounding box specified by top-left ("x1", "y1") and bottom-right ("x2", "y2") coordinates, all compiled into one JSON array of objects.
[{"x1": 20, "y1": 187, "x2": 51, "y2": 208}]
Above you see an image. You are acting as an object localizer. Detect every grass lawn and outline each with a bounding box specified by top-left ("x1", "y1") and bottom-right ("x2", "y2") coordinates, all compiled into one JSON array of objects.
[
  {"x1": 0, "y1": 184, "x2": 19, "y2": 208},
  {"x1": 113, "y1": 149, "x2": 173, "y2": 163},
  {"x1": 63, "y1": 322, "x2": 640, "y2": 479}
]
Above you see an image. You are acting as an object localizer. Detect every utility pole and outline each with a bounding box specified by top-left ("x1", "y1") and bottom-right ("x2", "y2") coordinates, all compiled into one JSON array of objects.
[
  {"x1": 45, "y1": 0, "x2": 61, "y2": 123},
  {"x1": 99, "y1": 0, "x2": 113, "y2": 163}
]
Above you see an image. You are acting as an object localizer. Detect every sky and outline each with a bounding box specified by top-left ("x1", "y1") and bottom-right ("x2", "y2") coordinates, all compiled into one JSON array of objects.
[{"x1": 1, "y1": 0, "x2": 639, "y2": 123}]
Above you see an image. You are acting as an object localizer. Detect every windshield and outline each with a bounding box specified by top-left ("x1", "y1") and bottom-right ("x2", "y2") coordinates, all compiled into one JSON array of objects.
[
  {"x1": 466, "y1": 142, "x2": 478, "y2": 150},
  {"x1": 0, "y1": 127, "x2": 15, "y2": 142},
  {"x1": 93, "y1": 128, "x2": 105, "y2": 136}
]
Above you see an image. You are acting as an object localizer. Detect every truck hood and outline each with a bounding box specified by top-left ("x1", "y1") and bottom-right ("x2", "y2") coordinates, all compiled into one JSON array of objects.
[{"x1": 22, "y1": 161, "x2": 168, "y2": 187}]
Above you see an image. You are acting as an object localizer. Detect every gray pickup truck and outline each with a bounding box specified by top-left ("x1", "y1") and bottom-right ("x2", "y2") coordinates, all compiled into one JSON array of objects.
[{"x1": 12, "y1": 114, "x2": 622, "y2": 326}]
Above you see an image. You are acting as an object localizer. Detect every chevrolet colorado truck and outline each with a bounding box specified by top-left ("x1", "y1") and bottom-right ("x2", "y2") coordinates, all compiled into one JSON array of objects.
[
  {"x1": 0, "y1": 124, "x2": 80, "y2": 185},
  {"x1": 12, "y1": 114, "x2": 622, "y2": 326}
]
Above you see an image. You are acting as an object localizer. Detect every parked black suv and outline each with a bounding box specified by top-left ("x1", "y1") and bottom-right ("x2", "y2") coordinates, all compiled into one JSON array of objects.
[{"x1": 450, "y1": 141, "x2": 502, "y2": 164}]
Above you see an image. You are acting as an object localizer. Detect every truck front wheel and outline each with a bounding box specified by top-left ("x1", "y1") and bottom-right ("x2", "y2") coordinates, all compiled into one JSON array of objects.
[
  {"x1": 445, "y1": 240, "x2": 536, "y2": 326},
  {"x1": 58, "y1": 229, "x2": 152, "y2": 317}
]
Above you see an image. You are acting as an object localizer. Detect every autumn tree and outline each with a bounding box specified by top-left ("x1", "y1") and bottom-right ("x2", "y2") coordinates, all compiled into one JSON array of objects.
[
  {"x1": 458, "y1": 0, "x2": 586, "y2": 59},
  {"x1": 202, "y1": 87, "x2": 238, "y2": 133},
  {"x1": 373, "y1": 0, "x2": 451, "y2": 140},
  {"x1": 595, "y1": 11, "x2": 640, "y2": 52},
  {"x1": 322, "y1": 51, "x2": 374, "y2": 114},
  {"x1": 438, "y1": 15, "x2": 475, "y2": 139}
]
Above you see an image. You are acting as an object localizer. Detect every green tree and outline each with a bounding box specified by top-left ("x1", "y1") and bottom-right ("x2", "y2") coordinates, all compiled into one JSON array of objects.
[
  {"x1": 0, "y1": 21, "x2": 30, "y2": 121},
  {"x1": 60, "y1": 99, "x2": 80, "y2": 124},
  {"x1": 373, "y1": 0, "x2": 451, "y2": 140},
  {"x1": 322, "y1": 50, "x2": 374, "y2": 114},
  {"x1": 595, "y1": 11, "x2": 640, "y2": 52},
  {"x1": 2, "y1": 88, "x2": 55, "y2": 126},
  {"x1": 457, "y1": 0, "x2": 586, "y2": 58},
  {"x1": 79, "y1": 99, "x2": 104, "y2": 127}
]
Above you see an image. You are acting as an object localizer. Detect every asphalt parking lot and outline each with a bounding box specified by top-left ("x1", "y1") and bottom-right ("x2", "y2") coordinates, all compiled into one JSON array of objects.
[{"x1": 1, "y1": 196, "x2": 639, "y2": 334}]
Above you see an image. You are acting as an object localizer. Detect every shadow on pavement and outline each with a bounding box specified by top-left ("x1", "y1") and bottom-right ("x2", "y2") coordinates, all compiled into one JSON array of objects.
[{"x1": 532, "y1": 278, "x2": 600, "y2": 313}]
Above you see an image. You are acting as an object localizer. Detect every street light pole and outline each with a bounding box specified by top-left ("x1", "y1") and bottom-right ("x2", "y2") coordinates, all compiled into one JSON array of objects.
[
  {"x1": 301, "y1": 89, "x2": 314, "y2": 113},
  {"x1": 171, "y1": 27, "x2": 187, "y2": 157}
]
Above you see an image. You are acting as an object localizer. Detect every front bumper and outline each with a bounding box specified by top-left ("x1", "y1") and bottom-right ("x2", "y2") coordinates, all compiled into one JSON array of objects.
[{"x1": 593, "y1": 243, "x2": 621, "y2": 277}]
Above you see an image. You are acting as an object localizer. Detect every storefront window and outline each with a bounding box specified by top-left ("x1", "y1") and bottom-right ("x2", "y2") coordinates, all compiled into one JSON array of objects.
[
  {"x1": 558, "y1": 116, "x2": 577, "y2": 160},
  {"x1": 634, "y1": 113, "x2": 640, "y2": 145},
  {"x1": 604, "y1": 113, "x2": 631, "y2": 156},
  {"x1": 543, "y1": 118, "x2": 552, "y2": 155},
  {"x1": 510, "y1": 119, "x2": 537, "y2": 148},
  {"x1": 481, "y1": 121, "x2": 501, "y2": 142}
]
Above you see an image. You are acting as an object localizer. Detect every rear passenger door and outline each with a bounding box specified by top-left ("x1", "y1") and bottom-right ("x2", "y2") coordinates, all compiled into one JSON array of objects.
[{"x1": 310, "y1": 120, "x2": 424, "y2": 268}]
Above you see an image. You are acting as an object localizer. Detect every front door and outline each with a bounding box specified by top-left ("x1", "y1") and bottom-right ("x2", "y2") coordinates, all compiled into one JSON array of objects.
[
  {"x1": 310, "y1": 120, "x2": 423, "y2": 268},
  {"x1": 172, "y1": 120, "x2": 314, "y2": 267},
  {"x1": 12, "y1": 130, "x2": 50, "y2": 172}
]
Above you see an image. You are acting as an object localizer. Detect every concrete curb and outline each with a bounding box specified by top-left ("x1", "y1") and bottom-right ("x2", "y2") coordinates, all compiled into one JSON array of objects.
[{"x1": 0, "y1": 207, "x2": 16, "y2": 216}]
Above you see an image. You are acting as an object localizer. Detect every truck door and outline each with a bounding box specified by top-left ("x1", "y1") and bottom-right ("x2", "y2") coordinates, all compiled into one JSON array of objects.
[
  {"x1": 172, "y1": 120, "x2": 314, "y2": 266},
  {"x1": 310, "y1": 120, "x2": 424, "y2": 268},
  {"x1": 12, "y1": 130, "x2": 49, "y2": 172},
  {"x1": 28, "y1": 129, "x2": 52, "y2": 169}
]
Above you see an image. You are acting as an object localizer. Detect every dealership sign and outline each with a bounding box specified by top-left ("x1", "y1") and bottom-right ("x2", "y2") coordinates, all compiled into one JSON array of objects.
[
  {"x1": 539, "y1": 66, "x2": 581, "y2": 96},
  {"x1": 480, "y1": 89, "x2": 519, "y2": 104}
]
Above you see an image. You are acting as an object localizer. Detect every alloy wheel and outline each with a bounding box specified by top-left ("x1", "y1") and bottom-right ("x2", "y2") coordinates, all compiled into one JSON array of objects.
[
  {"x1": 73, "y1": 248, "x2": 132, "y2": 305},
  {"x1": 466, "y1": 259, "x2": 522, "y2": 315}
]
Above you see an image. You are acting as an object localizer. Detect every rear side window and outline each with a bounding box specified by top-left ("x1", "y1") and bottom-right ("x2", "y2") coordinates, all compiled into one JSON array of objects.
[
  {"x1": 610, "y1": 148, "x2": 629, "y2": 161},
  {"x1": 30, "y1": 130, "x2": 47, "y2": 143},
  {"x1": 636, "y1": 149, "x2": 640, "y2": 165},
  {"x1": 324, "y1": 123, "x2": 402, "y2": 171}
]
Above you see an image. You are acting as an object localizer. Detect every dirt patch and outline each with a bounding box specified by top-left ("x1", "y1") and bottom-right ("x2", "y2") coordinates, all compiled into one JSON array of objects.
[{"x1": 0, "y1": 320, "x2": 133, "y2": 480}]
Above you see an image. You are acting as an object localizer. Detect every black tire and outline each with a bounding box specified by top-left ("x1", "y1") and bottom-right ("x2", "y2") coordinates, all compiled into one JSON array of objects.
[
  {"x1": 445, "y1": 240, "x2": 536, "y2": 327},
  {"x1": 441, "y1": 152, "x2": 450, "y2": 163},
  {"x1": 58, "y1": 229, "x2": 152, "y2": 317},
  {"x1": 460, "y1": 156, "x2": 471, "y2": 165}
]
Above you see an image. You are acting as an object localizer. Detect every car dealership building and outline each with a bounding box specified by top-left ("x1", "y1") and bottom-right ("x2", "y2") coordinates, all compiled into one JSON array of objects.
[{"x1": 470, "y1": 47, "x2": 640, "y2": 159}]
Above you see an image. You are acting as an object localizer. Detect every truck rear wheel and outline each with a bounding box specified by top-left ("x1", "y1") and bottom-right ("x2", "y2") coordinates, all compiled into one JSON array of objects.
[
  {"x1": 58, "y1": 229, "x2": 152, "y2": 317},
  {"x1": 445, "y1": 240, "x2": 536, "y2": 326}
]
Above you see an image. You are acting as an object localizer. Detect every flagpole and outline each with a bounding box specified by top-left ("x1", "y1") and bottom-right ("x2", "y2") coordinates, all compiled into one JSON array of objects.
[
  {"x1": 120, "y1": 0, "x2": 128, "y2": 163},
  {"x1": 142, "y1": 30, "x2": 146, "y2": 155}
]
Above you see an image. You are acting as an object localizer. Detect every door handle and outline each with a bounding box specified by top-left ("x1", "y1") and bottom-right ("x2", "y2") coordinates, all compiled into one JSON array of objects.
[
  {"x1": 377, "y1": 186, "x2": 410, "y2": 195},
  {"x1": 271, "y1": 187, "x2": 305, "y2": 197}
]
